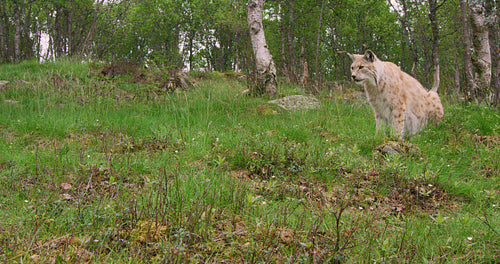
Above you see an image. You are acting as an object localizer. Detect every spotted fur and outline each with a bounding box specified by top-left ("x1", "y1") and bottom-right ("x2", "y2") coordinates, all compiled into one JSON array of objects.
[{"x1": 347, "y1": 50, "x2": 444, "y2": 139}]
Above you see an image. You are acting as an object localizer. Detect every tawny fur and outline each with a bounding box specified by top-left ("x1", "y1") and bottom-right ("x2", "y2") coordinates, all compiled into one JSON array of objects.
[{"x1": 347, "y1": 50, "x2": 444, "y2": 138}]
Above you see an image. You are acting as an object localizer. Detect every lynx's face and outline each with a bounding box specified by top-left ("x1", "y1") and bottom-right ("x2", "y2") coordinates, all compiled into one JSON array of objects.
[{"x1": 348, "y1": 51, "x2": 378, "y2": 86}]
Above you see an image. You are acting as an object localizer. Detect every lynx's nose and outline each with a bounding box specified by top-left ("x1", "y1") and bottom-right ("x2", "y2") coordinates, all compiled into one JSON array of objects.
[{"x1": 352, "y1": 75, "x2": 362, "y2": 83}]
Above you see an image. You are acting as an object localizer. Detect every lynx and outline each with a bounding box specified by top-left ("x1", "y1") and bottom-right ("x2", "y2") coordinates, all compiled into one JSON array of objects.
[{"x1": 346, "y1": 50, "x2": 444, "y2": 139}]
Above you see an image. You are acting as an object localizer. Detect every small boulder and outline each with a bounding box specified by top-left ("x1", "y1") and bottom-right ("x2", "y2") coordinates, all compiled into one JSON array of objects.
[
  {"x1": 375, "y1": 141, "x2": 422, "y2": 157},
  {"x1": 268, "y1": 95, "x2": 320, "y2": 111}
]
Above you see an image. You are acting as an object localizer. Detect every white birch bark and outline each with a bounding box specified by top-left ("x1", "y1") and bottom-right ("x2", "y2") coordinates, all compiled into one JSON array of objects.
[
  {"x1": 247, "y1": 0, "x2": 277, "y2": 96},
  {"x1": 460, "y1": 0, "x2": 478, "y2": 100},
  {"x1": 14, "y1": 6, "x2": 21, "y2": 61},
  {"x1": 429, "y1": 0, "x2": 440, "y2": 92},
  {"x1": 469, "y1": 1, "x2": 492, "y2": 96}
]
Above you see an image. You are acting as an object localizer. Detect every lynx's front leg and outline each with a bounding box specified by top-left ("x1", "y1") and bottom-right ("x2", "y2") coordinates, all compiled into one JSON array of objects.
[
  {"x1": 372, "y1": 109, "x2": 387, "y2": 136},
  {"x1": 374, "y1": 111, "x2": 383, "y2": 132},
  {"x1": 392, "y1": 108, "x2": 406, "y2": 139}
]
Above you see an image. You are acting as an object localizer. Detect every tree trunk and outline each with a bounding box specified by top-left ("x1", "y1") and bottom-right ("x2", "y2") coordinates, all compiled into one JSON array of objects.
[
  {"x1": 67, "y1": 9, "x2": 72, "y2": 55},
  {"x1": 487, "y1": 0, "x2": 500, "y2": 105},
  {"x1": 247, "y1": 0, "x2": 278, "y2": 96},
  {"x1": 392, "y1": 0, "x2": 414, "y2": 75},
  {"x1": 429, "y1": 0, "x2": 440, "y2": 92},
  {"x1": 280, "y1": 22, "x2": 288, "y2": 81},
  {"x1": 46, "y1": 10, "x2": 55, "y2": 60},
  {"x1": 300, "y1": 44, "x2": 306, "y2": 83},
  {"x1": 453, "y1": 42, "x2": 461, "y2": 100},
  {"x1": 53, "y1": 8, "x2": 62, "y2": 57},
  {"x1": 80, "y1": 0, "x2": 104, "y2": 57},
  {"x1": 188, "y1": 30, "x2": 195, "y2": 71},
  {"x1": 395, "y1": 0, "x2": 419, "y2": 76},
  {"x1": 313, "y1": 0, "x2": 325, "y2": 94},
  {"x1": 279, "y1": 0, "x2": 296, "y2": 83},
  {"x1": 0, "y1": 10, "x2": 5, "y2": 61},
  {"x1": 301, "y1": 61, "x2": 309, "y2": 89},
  {"x1": 14, "y1": 4, "x2": 21, "y2": 61},
  {"x1": 399, "y1": 0, "x2": 410, "y2": 73},
  {"x1": 459, "y1": 0, "x2": 478, "y2": 101},
  {"x1": 490, "y1": 25, "x2": 500, "y2": 105},
  {"x1": 0, "y1": 0, "x2": 6, "y2": 61},
  {"x1": 469, "y1": 0, "x2": 492, "y2": 100},
  {"x1": 287, "y1": 0, "x2": 296, "y2": 83},
  {"x1": 24, "y1": 3, "x2": 34, "y2": 60}
]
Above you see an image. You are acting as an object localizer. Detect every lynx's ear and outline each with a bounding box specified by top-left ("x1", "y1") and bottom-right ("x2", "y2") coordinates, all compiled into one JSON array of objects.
[
  {"x1": 364, "y1": 50, "x2": 377, "y2": 62},
  {"x1": 338, "y1": 50, "x2": 355, "y2": 61},
  {"x1": 347, "y1": 52, "x2": 355, "y2": 61}
]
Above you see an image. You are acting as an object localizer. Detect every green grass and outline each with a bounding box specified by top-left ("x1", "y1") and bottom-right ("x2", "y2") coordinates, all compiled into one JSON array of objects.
[{"x1": 0, "y1": 59, "x2": 498, "y2": 263}]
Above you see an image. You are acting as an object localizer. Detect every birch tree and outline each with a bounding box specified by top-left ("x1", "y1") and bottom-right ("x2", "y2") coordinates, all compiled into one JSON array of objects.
[
  {"x1": 390, "y1": 0, "x2": 418, "y2": 75},
  {"x1": 313, "y1": 0, "x2": 326, "y2": 94},
  {"x1": 429, "y1": 0, "x2": 443, "y2": 92},
  {"x1": 459, "y1": 0, "x2": 478, "y2": 100},
  {"x1": 469, "y1": 0, "x2": 492, "y2": 99},
  {"x1": 247, "y1": 0, "x2": 277, "y2": 96},
  {"x1": 486, "y1": 0, "x2": 500, "y2": 105}
]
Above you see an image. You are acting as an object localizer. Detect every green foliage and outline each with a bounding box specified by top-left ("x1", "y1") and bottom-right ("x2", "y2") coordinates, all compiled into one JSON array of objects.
[{"x1": 2, "y1": 0, "x2": 496, "y2": 104}]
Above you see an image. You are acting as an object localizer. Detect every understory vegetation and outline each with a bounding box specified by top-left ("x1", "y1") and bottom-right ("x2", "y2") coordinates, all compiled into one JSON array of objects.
[{"x1": 0, "y1": 60, "x2": 498, "y2": 263}]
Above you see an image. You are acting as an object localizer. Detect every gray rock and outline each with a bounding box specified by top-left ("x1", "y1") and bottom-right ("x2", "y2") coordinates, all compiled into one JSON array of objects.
[
  {"x1": 268, "y1": 95, "x2": 320, "y2": 111},
  {"x1": 381, "y1": 145, "x2": 400, "y2": 155},
  {"x1": 375, "y1": 141, "x2": 422, "y2": 157}
]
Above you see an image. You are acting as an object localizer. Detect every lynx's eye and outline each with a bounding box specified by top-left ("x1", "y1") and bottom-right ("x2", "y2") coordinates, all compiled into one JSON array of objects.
[{"x1": 359, "y1": 66, "x2": 364, "y2": 69}]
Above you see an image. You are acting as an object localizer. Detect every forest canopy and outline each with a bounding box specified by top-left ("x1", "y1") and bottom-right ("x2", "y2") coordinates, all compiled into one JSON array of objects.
[{"x1": 1, "y1": 0, "x2": 499, "y2": 103}]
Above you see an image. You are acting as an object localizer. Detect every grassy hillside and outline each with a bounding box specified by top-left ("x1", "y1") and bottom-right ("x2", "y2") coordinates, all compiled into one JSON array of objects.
[{"x1": 0, "y1": 60, "x2": 498, "y2": 263}]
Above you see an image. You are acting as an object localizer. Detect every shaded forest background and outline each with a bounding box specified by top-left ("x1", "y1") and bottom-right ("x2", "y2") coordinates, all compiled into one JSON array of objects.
[{"x1": 1, "y1": 0, "x2": 499, "y2": 104}]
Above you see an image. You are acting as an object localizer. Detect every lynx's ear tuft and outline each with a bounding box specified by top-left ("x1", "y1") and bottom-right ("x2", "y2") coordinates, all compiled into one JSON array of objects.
[
  {"x1": 338, "y1": 50, "x2": 355, "y2": 61},
  {"x1": 364, "y1": 50, "x2": 377, "y2": 62}
]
